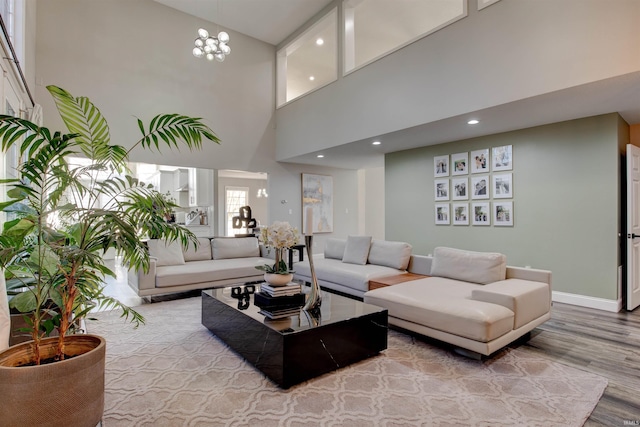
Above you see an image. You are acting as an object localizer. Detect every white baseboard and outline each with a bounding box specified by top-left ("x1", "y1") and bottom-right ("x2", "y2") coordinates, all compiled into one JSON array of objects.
[{"x1": 552, "y1": 291, "x2": 622, "y2": 312}]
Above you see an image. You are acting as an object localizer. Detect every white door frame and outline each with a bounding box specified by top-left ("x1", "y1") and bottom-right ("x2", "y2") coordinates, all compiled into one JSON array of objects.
[{"x1": 626, "y1": 144, "x2": 640, "y2": 310}]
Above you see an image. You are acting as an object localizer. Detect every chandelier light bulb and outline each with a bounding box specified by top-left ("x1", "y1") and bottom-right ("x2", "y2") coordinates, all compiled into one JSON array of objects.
[
  {"x1": 206, "y1": 53, "x2": 215, "y2": 61},
  {"x1": 214, "y1": 52, "x2": 225, "y2": 62},
  {"x1": 220, "y1": 44, "x2": 230, "y2": 55},
  {"x1": 194, "y1": 38, "x2": 204, "y2": 48},
  {"x1": 192, "y1": 47, "x2": 204, "y2": 58},
  {"x1": 206, "y1": 37, "x2": 217, "y2": 47},
  {"x1": 203, "y1": 45, "x2": 213, "y2": 54},
  {"x1": 197, "y1": 28, "x2": 209, "y2": 39},
  {"x1": 218, "y1": 31, "x2": 230, "y2": 43}
]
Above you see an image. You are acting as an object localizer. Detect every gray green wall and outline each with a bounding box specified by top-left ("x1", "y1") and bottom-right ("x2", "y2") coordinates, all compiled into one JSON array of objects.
[{"x1": 386, "y1": 114, "x2": 623, "y2": 301}]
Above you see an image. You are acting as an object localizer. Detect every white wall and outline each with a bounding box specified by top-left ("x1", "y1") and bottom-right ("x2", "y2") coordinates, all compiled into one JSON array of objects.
[
  {"x1": 275, "y1": 0, "x2": 640, "y2": 159},
  {"x1": 32, "y1": 0, "x2": 376, "y2": 239}
]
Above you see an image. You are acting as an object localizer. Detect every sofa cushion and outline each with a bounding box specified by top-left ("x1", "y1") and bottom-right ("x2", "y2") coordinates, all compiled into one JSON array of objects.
[
  {"x1": 147, "y1": 239, "x2": 185, "y2": 267},
  {"x1": 364, "y1": 280, "x2": 515, "y2": 342},
  {"x1": 183, "y1": 238, "x2": 213, "y2": 262},
  {"x1": 212, "y1": 237, "x2": 260, "y2": 260},
  {"x1": 430, "y1": 247, "x2": 506, "y2": 285},
  {"x1": 155, "y1": 257, "x2": 270, "y2": 288},
  {"x1": 295, "y1": 255, "x2": 402, "y2": 293},
  {"x1": 324, "y1": 238, "x2": 346, "y2": 260},
  {"x1": 342, "y1": 235, "x2": 372, "y2": 265},
  {"x1": 471, "y1": 279, "x2": 551, "y2": 329},
  {"x1": 368, "y1": 240, "x2": 412, "y2": 270}
]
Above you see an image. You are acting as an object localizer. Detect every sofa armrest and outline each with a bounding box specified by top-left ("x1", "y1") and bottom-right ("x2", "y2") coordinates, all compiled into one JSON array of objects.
[
  {"x1": 136, "y1": 257, "x2": 157, "y2": 291},
  {"x1": 506, "y1": 266, "x2": 552, "y2": 287},
  {"x1": 408, "y1": 255, "x2": 432, "y2": 275},
  {"x1": 470, "y1": 279, "x2": 551, "y2": 329}
]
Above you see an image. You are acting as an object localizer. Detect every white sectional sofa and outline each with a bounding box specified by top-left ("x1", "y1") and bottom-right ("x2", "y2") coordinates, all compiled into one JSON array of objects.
[
  {"x1": 364, "y1": 247, "x2": 552, "y2": 356},
  {"x1": 295, "y1": 238, "x2": 551, "y2": 357},
  {"x1": 128, "y1": 236, "x2": 271, "y2": 297},
  {"x1": 293, "y1": 237, "x2": 413, "y2": 298}
]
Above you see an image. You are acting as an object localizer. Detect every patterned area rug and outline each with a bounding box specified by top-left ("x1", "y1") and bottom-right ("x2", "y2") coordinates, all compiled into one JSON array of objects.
[{"x1": 90, "y1": 297, "x2": 607, "y2": 427}]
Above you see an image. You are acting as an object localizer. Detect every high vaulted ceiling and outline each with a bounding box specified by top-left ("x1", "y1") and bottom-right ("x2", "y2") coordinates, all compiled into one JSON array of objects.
[
  {"x1": 154, "y1": 0, "x2": 334, "y2": 46},
  {"x1": 154, "y1": 1, "x2": 640, "y2": 170}
]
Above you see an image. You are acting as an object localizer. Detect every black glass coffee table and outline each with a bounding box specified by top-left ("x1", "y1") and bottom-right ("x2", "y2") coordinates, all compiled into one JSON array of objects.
[{"x1": 201, "y1": 284, "x2": 388, "y2": 388}]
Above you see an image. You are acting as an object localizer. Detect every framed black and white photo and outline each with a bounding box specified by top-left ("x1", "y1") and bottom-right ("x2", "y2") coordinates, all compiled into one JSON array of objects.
[
  {"x1": 452, "y1": 203, "x2": 469, "y2": 225},
  {"x1": 470, "y1": 149, "x2": 489, "y2": 174},
  {"x1": 451, "y1": 177, "x2": 468, "y2": 200},
  {"x1": 492, "y1": 145, "x2": 513, "y2": 171},
  {"x1": 492, "y1": 173, "x2": 513, "y2": 198},
  {"x1": 494, "y1": 201, "x2": 513, "y2": 226},
  {"x1": 434, "y1": 179, "x2": 449, "y2": 201},
  {"x1": 451, "y1": 152, "x2": 469, "y2": 176},
  {"x1": 434, "y1": 155, "x2": 450, "y2": 177},
  {"x1": 435, "y1": 203, "x2": 450, "y2": 225},
  {"x1": 472, "y1": 202, "x2": 491, "y2": 226},
  {"x1": 471, "y1": 175, "x2": 489, "y2": 200}
]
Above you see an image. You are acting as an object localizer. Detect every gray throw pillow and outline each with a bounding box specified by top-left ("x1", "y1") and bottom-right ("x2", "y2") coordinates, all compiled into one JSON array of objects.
[
  {"x1": 324, "y1": 238, "x2": 346, "y2": 260},
  {"x1": 342, "y1": 235, "x2": 372, "y2": 265},
  {"x1": 147, "y1": 239, "x2": 186, "y2": 267}
]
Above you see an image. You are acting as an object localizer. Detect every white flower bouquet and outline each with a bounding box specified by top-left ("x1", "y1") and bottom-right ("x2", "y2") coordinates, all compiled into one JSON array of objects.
[{"x1": 255, "y1": 221, "x2": 300, "y2": 274}]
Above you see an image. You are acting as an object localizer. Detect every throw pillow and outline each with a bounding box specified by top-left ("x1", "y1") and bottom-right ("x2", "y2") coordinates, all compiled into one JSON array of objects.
[
  {"x1": 430, "y1": 246, "x2": 506, "y2": 284},
  {"x1": 147, "y1": 239, "x2": 186, "y2": 267},
  {"x1": 324, "y1": 238, "x2": 346, "y2": 260},
  {"x1": 342, "y1": 235, "x2": 372, "y2": 265},
  {"x1": 212, "y1": 237, "x2": 260, "y2": 260},
  {"x1": 368, "y1": 240, "x2": 412, "y2": 270},
  {"x1": 183, "y1": 237, "x2": 213, "y2": 262}
]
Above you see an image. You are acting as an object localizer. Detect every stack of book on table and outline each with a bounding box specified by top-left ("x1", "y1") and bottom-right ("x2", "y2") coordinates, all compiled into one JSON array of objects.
[{"x1": 255, "y1": 282, "x2": 305, "y2": 319}]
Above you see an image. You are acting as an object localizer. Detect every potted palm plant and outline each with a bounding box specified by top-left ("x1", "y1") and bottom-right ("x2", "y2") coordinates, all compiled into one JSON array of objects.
[{"x1": 0, "y1": 85, "x2": 219, "y2": 426}]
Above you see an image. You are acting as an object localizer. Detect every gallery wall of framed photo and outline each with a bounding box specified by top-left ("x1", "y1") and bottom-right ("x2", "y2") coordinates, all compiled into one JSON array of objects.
[{"x1": 433, "y1": 145, "x2": 513, "y2": 227}]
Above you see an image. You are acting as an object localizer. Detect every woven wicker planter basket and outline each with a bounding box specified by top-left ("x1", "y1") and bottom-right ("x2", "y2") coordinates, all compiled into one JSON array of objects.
[{"x1": 0, "y1": 334, "x2": 106, "y2": 427}]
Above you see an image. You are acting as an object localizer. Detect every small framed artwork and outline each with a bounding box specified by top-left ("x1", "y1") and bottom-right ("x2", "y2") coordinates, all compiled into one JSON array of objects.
[
  {"x1": 494, "y1": 201, "x2": 514, "y2": 226},
  {"x1": 434, "y1": 155, "x2": 450, "y2": 177},
  {"x1": 471, "y1": 175, "x2": 489, "y2": 199},
  {"x1": 492, "y1": 145, "x2": 513, "y2": 171},
  {"x1": 472, "y1": 202, "x2": 491, "y2": 226},
  {"x1": 451, "y1": 152, "x2": 469, "y2": 176},
  {"x1": 434, "y1": 179, "x2": 449, "y2": 201},
  {"x1": 451, "y1": 177, "x2": 468, "y2": 200},
  {"x1": 435, "y1": 203, "x2": 450, "y2": 225},
  {"x1": 470, "y1": 149, "x2": 489, "y2": 174},
  {"x1": 493, "y1": 173, "x2": 513, "y2": 198},
  {"x1": 452, "y1": 203, "x2": 469, "y2": 225}
]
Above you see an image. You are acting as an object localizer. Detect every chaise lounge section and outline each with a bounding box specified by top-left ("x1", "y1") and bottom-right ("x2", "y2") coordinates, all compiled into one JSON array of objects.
[{"x1": 364, "y1": 246, "x2": 552, "y2": 356}]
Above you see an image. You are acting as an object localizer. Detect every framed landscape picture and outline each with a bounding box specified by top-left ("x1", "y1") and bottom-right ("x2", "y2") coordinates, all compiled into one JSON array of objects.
[
  {"x1": 470, "y1": 149, "x2": 489, "y2": 174},
  {"x1": 494, "y1": 201, "x2": 514, "y2": 226},
  {"x1": 472, "y1": 202, "x2": 491, "y2": 226},
  {"x1": 452, "y1": 203, "x2": 469, "y2": 225},
  {"x1": 435, "y1": 203, "x2": 450, "y2": 225},
  {"x1": 434, "y1": 179, "x2": 450, "y2": 201},
  {"x1": 451, "y1": 152, "x2": 469, "y2": 176},
  {"x1": 492, "y1": 173, "x2": 513, "y2": 198},
  {"x1": 451, "y1": 177, "x2": 468, "y2": 200},
  {"x1": 492, "y1": 145, "x2": 513, "y2": 171},
  {"x1": 471, "y1": 175, "x2": 489, "y2": 199},
  {"x1": 434, "y1": 155, "x2": 450, "y2": 177},
  {"x1": 302, "y1": 173, "x2": 333, "y2": 233}
]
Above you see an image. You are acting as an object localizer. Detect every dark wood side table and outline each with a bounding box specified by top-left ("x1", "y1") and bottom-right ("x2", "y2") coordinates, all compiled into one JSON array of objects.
[
  {"x1": 368, "y1": 273, "x2": 430, "y2": 291},
  {"x1": 288, "y1": 244, "x2": 305, "y2": 270}
]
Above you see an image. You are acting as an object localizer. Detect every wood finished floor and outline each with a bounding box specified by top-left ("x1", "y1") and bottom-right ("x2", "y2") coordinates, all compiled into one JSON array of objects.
[
  {"x1": 523, "y1": 302, "x2": 640, "y2": 426},
  {"x1": 103, "y1": 266, "x2": 640, "y2": 426}
]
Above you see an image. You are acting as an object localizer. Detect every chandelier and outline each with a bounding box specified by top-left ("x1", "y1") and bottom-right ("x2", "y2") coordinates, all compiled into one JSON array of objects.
[{"x1": 192, "y1": 28, "x2": 231, "y2": 62}]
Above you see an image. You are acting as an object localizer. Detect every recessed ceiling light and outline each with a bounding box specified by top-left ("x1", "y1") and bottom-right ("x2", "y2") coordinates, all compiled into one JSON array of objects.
[
  {"x1": 317, "y1": 154, "x2": 324, "y2": 158},
  {"x1": 467, "y1": 119, "x2": 480, "y2": 125},
  {"x1": 309, "y1": 76, "x2": 315, "y2": 81},
  {"x1": 372, "y1": 141, "x2": 381, "y2": 145},
  {"x1": 316, "y1": 38, "x2": 324, "y2": 46}
]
